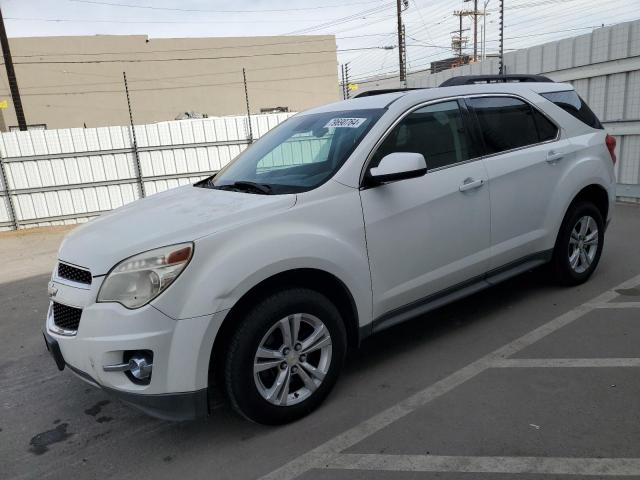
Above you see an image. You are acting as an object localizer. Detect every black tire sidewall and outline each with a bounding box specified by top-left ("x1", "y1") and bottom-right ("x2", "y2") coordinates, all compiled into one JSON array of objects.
[
  {"x1": 553, "y1": 201, "x2": 604, "y2": 285},
  {"x1": 224, "y1": 288, "x2": 347, "y2": 425}
]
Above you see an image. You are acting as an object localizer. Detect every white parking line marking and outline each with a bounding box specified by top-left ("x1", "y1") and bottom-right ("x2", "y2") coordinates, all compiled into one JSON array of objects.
[
  {"x1": 492, "y1": 358, "x2": 640, "y2": 368},
  {"x1": 325, "y1": 454, "x2": 640, "y2": 476},
  {"x1": 259, "y1": 273, "x2": 640, "y2": 480},
  {"x1": 591, "y1": 302, "x2": 640, "y2": 309}
]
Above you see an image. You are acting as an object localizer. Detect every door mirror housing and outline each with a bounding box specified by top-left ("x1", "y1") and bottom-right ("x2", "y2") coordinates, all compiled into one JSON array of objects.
[{"x1": 366, "y1": 152, "x2": 427, "y2": 186}]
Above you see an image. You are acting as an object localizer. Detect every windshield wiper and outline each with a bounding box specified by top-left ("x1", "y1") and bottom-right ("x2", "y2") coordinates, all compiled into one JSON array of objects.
[{"x1": 216, "y1": 181, "x2": 273, "y2": 195}]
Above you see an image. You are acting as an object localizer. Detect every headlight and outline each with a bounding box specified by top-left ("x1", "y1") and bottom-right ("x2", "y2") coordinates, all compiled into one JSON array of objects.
[{"x1": 97, "y1": 243, "x2": 193, "y2": 309}]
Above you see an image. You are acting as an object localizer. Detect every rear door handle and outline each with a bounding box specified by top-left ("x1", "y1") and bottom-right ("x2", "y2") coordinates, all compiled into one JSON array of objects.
[
  {"x1": 546, "y1": 150, "x2": 564, "y2": 163},
  {"x1": 459, "y1": 178, "x2": 485, "y2": 192}
]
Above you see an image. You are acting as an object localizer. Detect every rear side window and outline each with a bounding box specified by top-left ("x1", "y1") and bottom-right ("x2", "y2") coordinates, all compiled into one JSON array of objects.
[
  {"x1": 371, "y1": 100, "x2": 478, "y2": 170},
  {"x1": 540, "y1": 90, "x2": 603, "y2": 129},
  {"x1": 532, "y1": 109, "x2": 558, "y2": 142},
  {"x1": 468, "y1": 97, "x2": 558, "y2": 154}
]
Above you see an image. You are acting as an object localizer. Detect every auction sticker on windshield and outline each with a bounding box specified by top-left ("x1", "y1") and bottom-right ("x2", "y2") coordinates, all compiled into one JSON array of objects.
[{"x1": 324, "y1": 118, "x2": 366, "y2": 128}]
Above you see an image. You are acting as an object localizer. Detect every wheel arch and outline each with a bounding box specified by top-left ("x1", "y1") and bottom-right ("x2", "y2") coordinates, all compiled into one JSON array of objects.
[
  {"x1": 569, "y1": 183, "x2": 610, "y2": 221},
  {"x1": 552, "y1": 182, "x2": 610, "y2": 251},
  {"x1": 208, "y1": 268, "x2": 360, "y2": 390}
]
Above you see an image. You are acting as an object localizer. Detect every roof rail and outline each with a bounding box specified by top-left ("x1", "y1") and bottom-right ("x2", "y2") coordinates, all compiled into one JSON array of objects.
[
  {"x1": 353, "y1": 88, "x2": 425, "y2": 98},
  {"x1": 439, "y1": 74, "x2": 554, "y2": 87}
]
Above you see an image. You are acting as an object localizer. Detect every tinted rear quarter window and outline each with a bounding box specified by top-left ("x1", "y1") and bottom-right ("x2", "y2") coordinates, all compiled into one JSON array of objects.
[
  {"x1": 532, "y1": 108, "x2": 558, "y2": 142},
  {"x1": 540, "y1": 90, "x2": 603, "y2": 129}
]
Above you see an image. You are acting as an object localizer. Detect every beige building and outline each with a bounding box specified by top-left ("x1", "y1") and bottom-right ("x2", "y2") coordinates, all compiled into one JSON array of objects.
[{"x1": 0, "y1": 34, "x2": 339, "y2": 130}]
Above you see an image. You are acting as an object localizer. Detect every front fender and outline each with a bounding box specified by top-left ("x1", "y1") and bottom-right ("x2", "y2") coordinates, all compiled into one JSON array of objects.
[{"x1": 152, "y1": 185, "x2": 373, "y2": 327}]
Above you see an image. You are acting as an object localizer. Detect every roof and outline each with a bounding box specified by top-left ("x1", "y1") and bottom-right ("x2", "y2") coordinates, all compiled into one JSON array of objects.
[
  {"x1": 301, "y1": 81, "x2": 574, "y2": 115},
  {"x1": 439, "y1": 74, "x2": 553, "y2": 86}
]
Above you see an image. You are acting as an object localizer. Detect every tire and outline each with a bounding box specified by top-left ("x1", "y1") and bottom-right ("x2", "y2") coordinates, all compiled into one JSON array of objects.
[
  {"x1": 224, "y1": 288, "x2": 347, "y2": 425},
  {"x1": 550, "y1": 201, "x2": 604, "y2": 286}
]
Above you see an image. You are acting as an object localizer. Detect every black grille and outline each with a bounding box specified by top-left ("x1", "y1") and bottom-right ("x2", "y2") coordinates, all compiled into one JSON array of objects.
[
  {"x1": 52, "y1": 302, "x2": 82, "y2": 331},
  {"x1": 58, "y1": 263, "x2": 92, "y2": 285}
]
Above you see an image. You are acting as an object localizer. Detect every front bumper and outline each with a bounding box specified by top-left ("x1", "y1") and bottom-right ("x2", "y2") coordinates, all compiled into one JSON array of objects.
[
  {"x1": 45, "y1": 276, "x2": 228, "y2": 421},
  {"x1": 43, "y1": 329, "x2": 208, "y2": 421}
]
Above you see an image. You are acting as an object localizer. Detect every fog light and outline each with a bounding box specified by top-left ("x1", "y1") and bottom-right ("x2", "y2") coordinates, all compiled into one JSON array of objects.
[
  {"x1": 129, "y1": 355, "x2": 153, "y2": 380},
  {"x1": 104, "y1": 350, "x2": 153, "y2": 385},
  {"x1": 125, "y1": 350, "x2": 153, "y2": 385}
]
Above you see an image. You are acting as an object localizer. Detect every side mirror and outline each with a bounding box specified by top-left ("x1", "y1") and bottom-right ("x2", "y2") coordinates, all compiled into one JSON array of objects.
[{"x1": 366, "y1": 152, "x2": 427, "y2": 186}]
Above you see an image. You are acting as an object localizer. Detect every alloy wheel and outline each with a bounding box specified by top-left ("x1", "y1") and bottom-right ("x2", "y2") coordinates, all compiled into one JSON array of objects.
[
  {"x1": 568, "y1": 215, "x2": 599, "y2": 274},
  {"x1": 253, "y1": 313, "x2": 332, "y2": 406}
]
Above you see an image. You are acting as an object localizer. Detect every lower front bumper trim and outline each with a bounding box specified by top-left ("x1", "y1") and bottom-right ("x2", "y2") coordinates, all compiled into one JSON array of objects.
[
  {"x1": 103, "y1": 386, "x2": 209, "y2": 422},
  {"x1": 63, "y1": 363, "x2": 208, "y2": 421}
]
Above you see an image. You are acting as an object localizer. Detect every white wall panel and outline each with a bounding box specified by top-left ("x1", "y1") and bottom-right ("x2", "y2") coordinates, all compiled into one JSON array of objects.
[
  {"x1": 619, "y1": 135, "x2": 640, "y2": 185},
  {"x1": 0, "y1": 112, "x2": 294, "y2": 228},
  {"x1": 605, "y1": 73, "x2": 627, "y2": 121}
]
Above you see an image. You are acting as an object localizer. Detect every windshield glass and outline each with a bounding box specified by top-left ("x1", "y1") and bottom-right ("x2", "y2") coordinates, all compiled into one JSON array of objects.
[{"x1": 201, "y1": 108, "x2": 384, "y2": 194}]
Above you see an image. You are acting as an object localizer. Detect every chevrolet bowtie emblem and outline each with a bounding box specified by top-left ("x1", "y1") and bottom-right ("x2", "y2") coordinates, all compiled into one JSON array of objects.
[{"x1": 48, "y1": 282, "x2": 58, "y2": 298}]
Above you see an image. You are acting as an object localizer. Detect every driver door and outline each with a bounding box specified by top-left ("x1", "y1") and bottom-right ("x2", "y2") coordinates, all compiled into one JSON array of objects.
[{"x1": 360, "y1": 100, "x2": 492, "y2": 320}]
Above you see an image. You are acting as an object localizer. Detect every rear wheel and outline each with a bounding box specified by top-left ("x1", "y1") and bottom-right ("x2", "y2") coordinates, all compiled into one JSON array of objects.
[
  {"x1": 224, "y1": 288, "x2": 346, "y2": 424},
  {"x1": 551, "y1": 201, "x2": 604, "y2": 285}
]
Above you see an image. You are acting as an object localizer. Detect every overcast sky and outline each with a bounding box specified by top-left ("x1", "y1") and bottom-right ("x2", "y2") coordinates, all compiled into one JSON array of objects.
[{"x1": 1, "y1": 0, "x2": 638, "y2": 79}]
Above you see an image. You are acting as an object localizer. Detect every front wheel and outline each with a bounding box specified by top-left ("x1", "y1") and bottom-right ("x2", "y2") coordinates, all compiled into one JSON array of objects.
[
  {"x1": 550, "y1": 201, "x2": 604, "y2": 285},
  {"x1": 224, "y1": 288, "x2": 347, "y2": 424}
]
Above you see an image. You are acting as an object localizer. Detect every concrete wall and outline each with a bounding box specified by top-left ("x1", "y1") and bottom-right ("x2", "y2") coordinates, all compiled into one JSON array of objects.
[
  {"x1": 356, "y1": 20, "x2": 640, "y2": 199},
  {"x1": 0, "y1": 35, "x2": 338, "y2": 130}
]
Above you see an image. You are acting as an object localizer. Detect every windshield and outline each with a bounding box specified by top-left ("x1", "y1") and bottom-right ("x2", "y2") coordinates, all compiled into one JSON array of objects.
[{"x1": 199, "y1": 108, "x2": 384, "y2": 194}]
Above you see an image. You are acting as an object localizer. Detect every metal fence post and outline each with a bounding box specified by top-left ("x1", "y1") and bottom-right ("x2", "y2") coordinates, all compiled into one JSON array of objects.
[
  {"x1": 123, "y1": 72, "x2": 145, "y2": 198},
  {"x1": 0, "y1": 154, "x2": 18, "y2": 230},
  {"x1": 243, "y1": 68, "x2": 254, "y2": 144}
]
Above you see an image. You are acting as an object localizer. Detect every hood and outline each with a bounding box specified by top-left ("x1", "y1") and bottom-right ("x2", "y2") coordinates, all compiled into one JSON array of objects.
[{"x1": 58, "y1": 185, "x2": 296, "y2": 275}]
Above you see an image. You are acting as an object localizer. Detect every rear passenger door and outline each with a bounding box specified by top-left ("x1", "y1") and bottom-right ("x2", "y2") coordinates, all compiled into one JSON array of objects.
[{"x1": 466, "y1": 95, "x2": 569, "y2": 270}]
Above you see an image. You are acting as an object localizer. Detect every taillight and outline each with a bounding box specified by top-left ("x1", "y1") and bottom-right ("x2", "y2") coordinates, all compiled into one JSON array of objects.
[{"x1": 605, "y1": 134, "x2": 617, "y2": 165}]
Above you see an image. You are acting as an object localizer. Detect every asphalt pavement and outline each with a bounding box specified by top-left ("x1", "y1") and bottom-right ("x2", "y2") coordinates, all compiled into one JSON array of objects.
[{"x1": 1, "y1": 203, "x2": 639, "y2": 480}]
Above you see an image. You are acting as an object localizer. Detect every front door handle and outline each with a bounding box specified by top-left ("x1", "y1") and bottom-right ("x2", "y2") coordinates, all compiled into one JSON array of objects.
[
  {"x1": 459, "y1": 177, "x2": 485, "y2": 192},
  {"x1": 546, "y1": 150, "x2": 564, "y2": 163}
]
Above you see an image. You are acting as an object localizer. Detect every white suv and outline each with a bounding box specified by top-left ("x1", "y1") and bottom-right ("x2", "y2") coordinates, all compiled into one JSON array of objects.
[{"x1": 44, "y1": 78, "x2": 616, "y2": 424}]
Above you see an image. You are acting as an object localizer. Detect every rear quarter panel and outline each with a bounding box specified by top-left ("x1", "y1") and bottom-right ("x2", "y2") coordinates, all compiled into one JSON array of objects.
[{"x1": 543, "y1": 129, "x2": 615, "y2": 250}]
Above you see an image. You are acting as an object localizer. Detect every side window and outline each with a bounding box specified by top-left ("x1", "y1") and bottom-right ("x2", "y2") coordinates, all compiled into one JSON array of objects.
[
  {"x1": 540, "y1": 90, "x2": 603, "y2": 129},
  {"x1": 468, "y1": 97, "x2": 543, "y2": 154},
  {"x1": 371, "y1": 101, "x2": 477, "y2": 171},
  {"x1": 532, "y1": 108, "x2": 558, "y2": 142}
]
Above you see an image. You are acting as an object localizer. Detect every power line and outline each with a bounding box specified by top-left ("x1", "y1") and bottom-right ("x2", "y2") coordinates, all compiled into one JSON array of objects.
[
  {"x1": 1, "y1": 71, "x2": 340, "y2": 97},
  {"x1": 11, "y1": 59, "x2": 340, "y2": 91},
  {"x1": 5, "y1": 16, "x2": 339, "y2": 25},
  {"x1": 68, "y1": 0, "x2": 389, "y2": 13},
  {"x1": 284, "y1": 3, "x2": 395, "y2": 35},
  {"x1": 6, "y1": 46, "x2": 391, "y2": 65},
  {"x1": 8, "y1": 33, "x2": 397, "y2": 60}
]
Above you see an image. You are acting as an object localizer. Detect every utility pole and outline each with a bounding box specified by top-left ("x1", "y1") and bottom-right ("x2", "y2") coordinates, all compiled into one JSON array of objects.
[
  {"x1": 242, "y1": 68, "x2": 253, "y2": 143},
  {"x1": 396, "y1": 0, "x2": 408, "y2": 84},
  {"x1": 0, "y1": 7, "x2": 27, "y2": 131},
  {"x1": 498, "y1": 0, "x2": 505, "y2": 74},
  {"x1": 344, "y1": 63, "x2": 351, "y2": 99},
  {"x1": 340, "y1": 64, "x2": 346, "y2": 100},
  {"x1": 482, "y1": 0, "x2": 490, "y2": 59},
  {"x1": 123, "y1": 72, "x2": 145, "y2": 198},
  {"x1": 473, "y1": 0, "x2": 478, "y2": 61},
  {"x1": 452, "y1": 11, "x2": 470, "y2": 61},
  {"x1": 463, "y1": 0, "x2": 485, "y2": 62}
]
